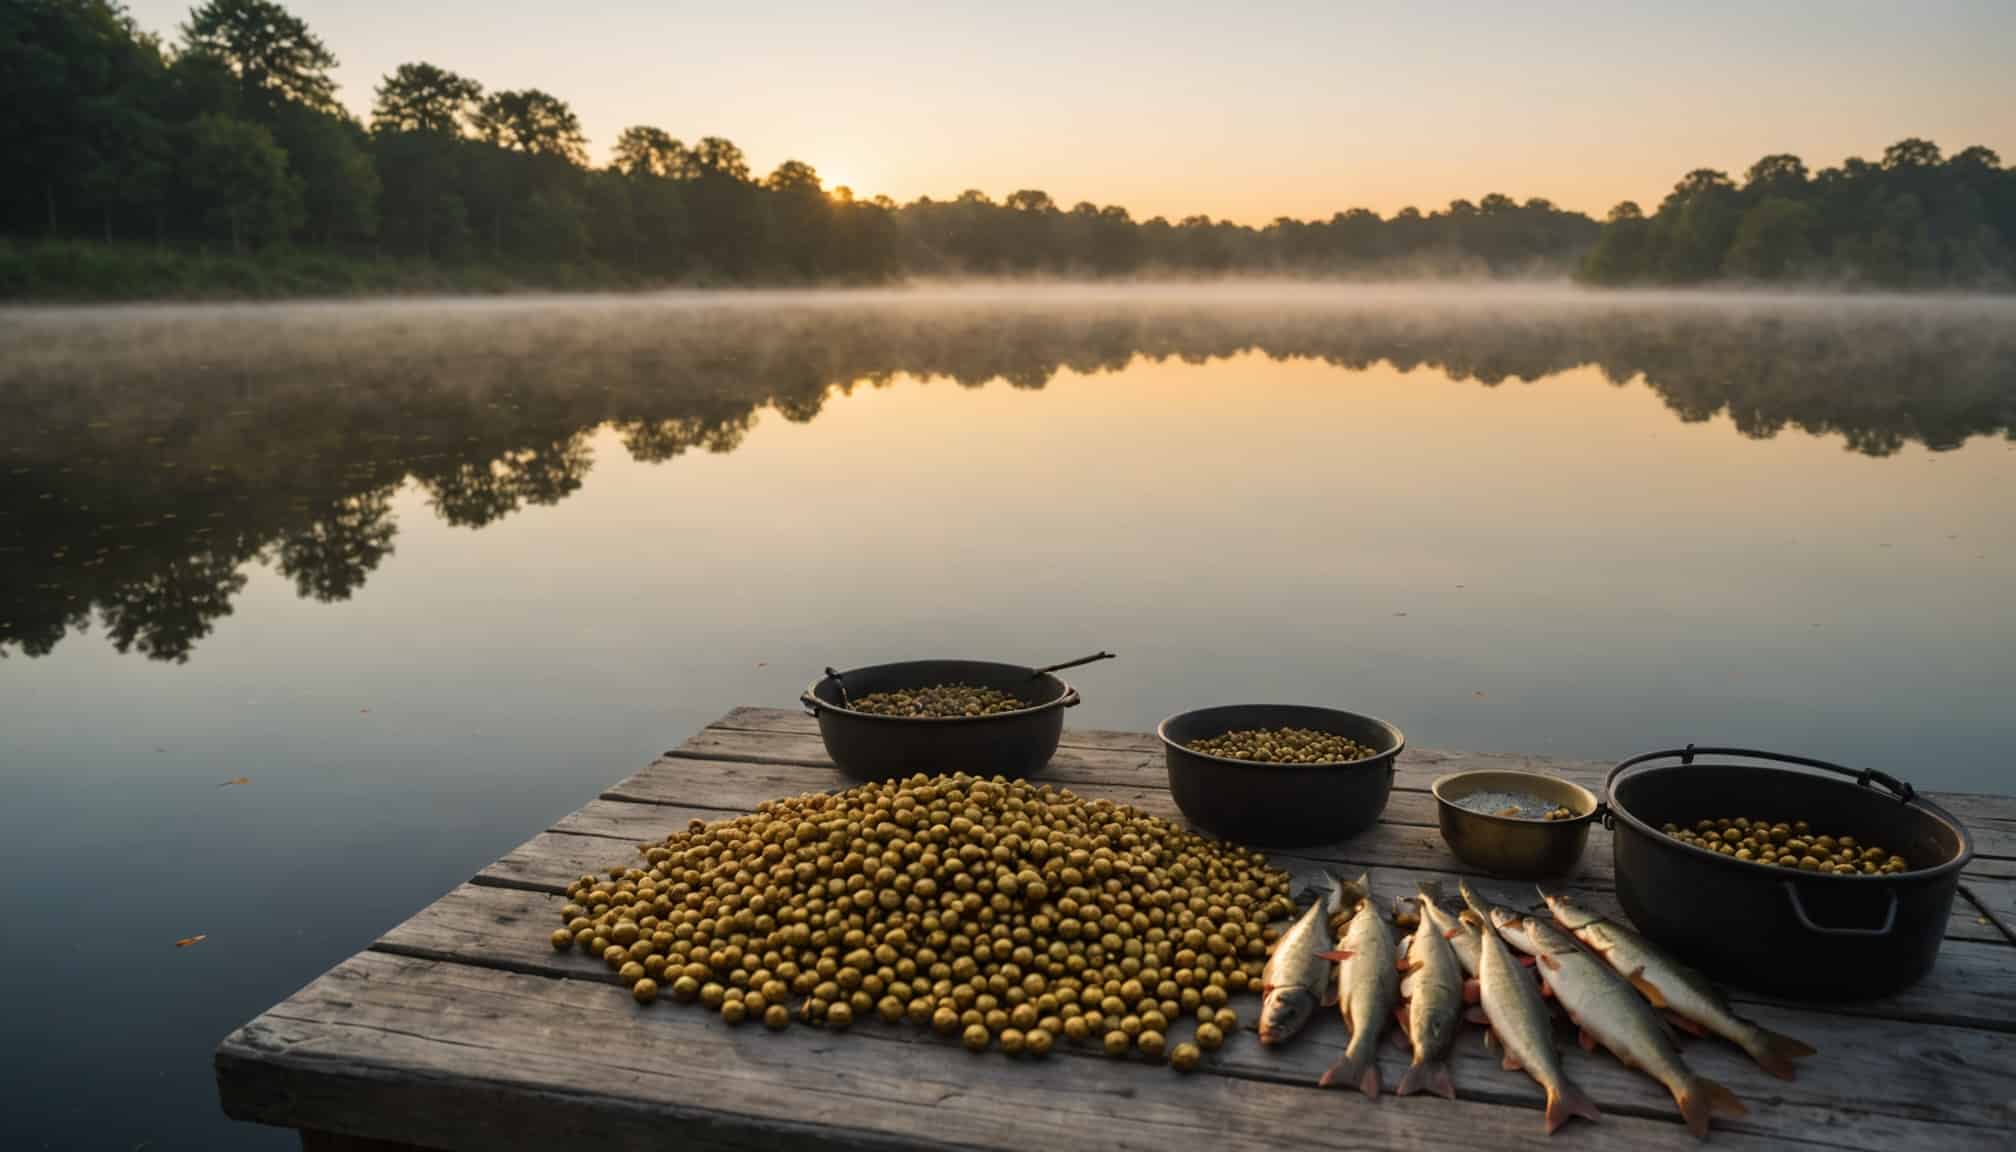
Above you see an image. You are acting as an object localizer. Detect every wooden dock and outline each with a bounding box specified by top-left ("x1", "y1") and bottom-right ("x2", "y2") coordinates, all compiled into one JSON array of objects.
[{"x1": 216, "y1": 707, "x2": 2016, "y2": 1151}]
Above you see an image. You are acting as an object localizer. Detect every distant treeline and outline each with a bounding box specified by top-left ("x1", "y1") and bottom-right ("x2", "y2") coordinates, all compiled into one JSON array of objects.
[
  {"x1": 1583, "y1": 146, "x2": 2016, "y2": 288},
  {"x1": 4, "y1": 0, "x2": 2013, "y2": 295}
]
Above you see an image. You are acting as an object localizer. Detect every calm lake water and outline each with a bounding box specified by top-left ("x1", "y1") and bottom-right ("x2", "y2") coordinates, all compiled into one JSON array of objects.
[{"x1": 4, "y1": 285, "x2": 2014, "y2": 1148}]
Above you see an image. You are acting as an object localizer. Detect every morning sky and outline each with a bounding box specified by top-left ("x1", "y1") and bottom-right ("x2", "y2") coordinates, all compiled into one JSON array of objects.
[{"x1": 124, "y1": 0, "x2": 2016, "y2": 225}]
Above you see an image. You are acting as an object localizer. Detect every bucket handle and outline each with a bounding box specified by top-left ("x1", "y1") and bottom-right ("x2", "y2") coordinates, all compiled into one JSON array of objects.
[
  {"x1": 1781, "y1": 881, "x2": 1899, "y2": 938},
  {"x1": 1608, "y1": 745, "x2": 1917, "y2": 806}
]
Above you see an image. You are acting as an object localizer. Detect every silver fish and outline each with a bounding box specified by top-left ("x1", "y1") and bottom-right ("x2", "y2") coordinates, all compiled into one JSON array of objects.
[
  {"x1": 1497, "y1": 908, "x2": 1744, "y2": 1140},
  {"x1": 1461, "y1": 882, "x2": 1600, "y2": 1135},
  {"x1": 1319, "y1": 873, "x2": 1397, "y2": 1097},
  {"x1": 1395, "y1": 880, "x2": 1465, "y2": 1099},
  {"x1": 1540, "y1": 888, "x2": 1815, "y2": 1080},
  {"x1": 1258, "y1": 871, "x2": 1349, "y2": 1045},
  {"x1": 1417, "y1": 879, "x2": 1482, "y2": 977}
]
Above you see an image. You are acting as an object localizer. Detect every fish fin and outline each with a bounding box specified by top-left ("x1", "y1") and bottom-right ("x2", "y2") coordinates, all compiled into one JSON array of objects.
[
  {"x1": 1467, "y1": 1006, "x2": 1490, "y2": 1026},
  {"x1": 1676, "y1": 1076, "x2": 1745, "y2": 1139},
  {"x1": 1443, "y1": 927, "x2": 1466, "y2": 940},
  {"x1": 1747, "y1": 1027, "x2": 1816, "y2": 1080},
  {"x1": 1317, "y1": 1047, "x2": 1374, "y2": 1095},
  {"x1": 1665, "y1": 1010, "x2": 1707, "y2": 1038},
  {"x1": 1545, "y1": 1079, "x2": 1602, "y2": 1134},
  {"x1": 1461, "y1": 977, "x2": 1481, "y2": 1003},
  {"x1": 1393, "y1": 1006, "x2": 1411, "y2": 1037},
  {"x1": 1258, "y1": 980, "x2": 1275, "y2": 995},
  {"x1": 1433, "y1": 1062, "x2": 1456, "y2": 1100},
  {"x1": 1396, "y1": 1059, "x2": 1436, "y2": 1098},
  {"x1": 1626, "y1": 967, "x2": 1669, "y2": 1007},
  {"x1": 1577, "y1": 1027, "x2": 1597, "y2": 1052},
  {"x1": 1322, "y1": 981, "x2": 1339, "y2": 1008},
  {"x1": 1359, "y1": 1062, "x2": 1381, "y2": 1100},
  {"x1": 1517, "y1": 955, "x2": 1537, "y2": 968},
  {"x1": 1500, "y1": 1050, "x2": 1520, "y2": 1072},
  {"x1": 1539, "y1": 979, "x2": 1555, "y2": 999},
  {"x1": 1537, "y1": 953, "x2": 1561, "y2": 970},
  {"x1": 1315, "y1": 950, "x2": 1354, "y2": 962}
]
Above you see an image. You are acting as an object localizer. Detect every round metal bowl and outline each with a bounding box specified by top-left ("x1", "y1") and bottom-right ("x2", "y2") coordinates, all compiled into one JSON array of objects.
[
  {"x1": 1157, "y1": 704, "x2": 1403, "y2": 849},
  {"x1": 1432, "y1": 769, "x2": 1600, "y2": 879},
  {"x1": 801, "y1": 659, "x2": 1081, "y2": 781}
]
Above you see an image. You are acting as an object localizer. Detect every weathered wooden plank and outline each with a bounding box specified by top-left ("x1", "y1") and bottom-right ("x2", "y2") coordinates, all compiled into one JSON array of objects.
[
  {"x1": 224, "y1": 950, "x2": 1834, "y2": 1152},
  {"x1": 678, "y1": 712, "x2": 2016, "y2": 857},
  {"x1": 368, "y1": 884, "x2": 2016, "y2": 1145}
]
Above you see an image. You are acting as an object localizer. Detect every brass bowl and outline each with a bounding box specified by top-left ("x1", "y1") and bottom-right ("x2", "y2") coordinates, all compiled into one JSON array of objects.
[{"x1": 1432, "y1": 769, "x2": 1600, "y2": 879}]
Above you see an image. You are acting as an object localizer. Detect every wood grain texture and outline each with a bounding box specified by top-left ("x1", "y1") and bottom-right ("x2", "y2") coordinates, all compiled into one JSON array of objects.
[
  {"x1": 374, "y1": 881, "x2": 2016, "y2": 1140},
  {"x1": 217, "y1": 708, "x2": 2016, "y2": 1151},
  {"x1": 222, "y1": 951, "x2": 2014, "y2": 1152}
]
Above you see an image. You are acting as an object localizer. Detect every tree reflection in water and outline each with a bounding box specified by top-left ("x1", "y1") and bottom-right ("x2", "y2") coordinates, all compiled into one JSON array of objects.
[{"x1": 3, "y1": 292, "x2": 2012, "y2": 662}]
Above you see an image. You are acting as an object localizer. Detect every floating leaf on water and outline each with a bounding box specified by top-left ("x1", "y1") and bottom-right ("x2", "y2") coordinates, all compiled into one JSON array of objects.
[{"x1": 175, "y1": 935, "x2": 207, "y2": 948}]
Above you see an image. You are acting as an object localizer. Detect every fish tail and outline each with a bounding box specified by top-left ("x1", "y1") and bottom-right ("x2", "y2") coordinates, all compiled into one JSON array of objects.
[
  {"x1": 1544, "y1": 1077, "x2": 1601, "y2": 1134},
  {"x1": 1323, "y1": 870, "x2": 1349, "y2": 915},
  {"x1": 1676, "y1": 1076, "x2": 1745, "y2": 1139},
  {"x1": 1396, "y1": 1057, "x2": 1452, "y2": 1100},
  {"x1": 1744, "y1": 1026, "x2": 1816, "y2": 1079},
  {"x1": 1317, "y1": 1039, "x2": 1379, "y2": 1098}
]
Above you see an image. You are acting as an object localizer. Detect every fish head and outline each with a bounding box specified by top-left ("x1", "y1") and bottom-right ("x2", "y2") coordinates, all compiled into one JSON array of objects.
[
  {"x1": 1457, "y1": 879, "x2": 1495, "y2": 922},
  {"x1": 1521, "y1": 915, "x2": 1581, "y2": 954},
  {"x1": 1257, "y1": 985, "x2": 1315, "y2": 1044},
  {"x1": 1540, "y1": 888, "x2": 1600, "y2": 930}
]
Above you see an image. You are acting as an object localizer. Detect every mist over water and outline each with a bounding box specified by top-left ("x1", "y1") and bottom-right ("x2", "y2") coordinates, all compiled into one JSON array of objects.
[{"x1": 2, "y1": 284, "x2": 2014, "y2": 1149}]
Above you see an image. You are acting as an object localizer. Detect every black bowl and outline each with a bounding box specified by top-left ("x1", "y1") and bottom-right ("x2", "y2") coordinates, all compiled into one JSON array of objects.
[
  {"x1": 1607, "y1": 747, "x2": 1972, "y2": 999},
  {"x1": 1157, "y1": 704, "x2": 1404, "y2": 849},
  {"x1": 802, "y1": 659, "x2": 1081, "y2": 781}
]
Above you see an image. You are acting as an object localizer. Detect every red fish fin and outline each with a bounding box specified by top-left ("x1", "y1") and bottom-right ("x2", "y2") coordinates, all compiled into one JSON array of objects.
[
  {"x1": 1545, "y1": 1079, "x2": 1602, "y2": 1134},
  {"x1": 1444, "y1": 927, "x2": 1466, "y2": 940},
  {"x1": 1315, "y1": 950, "x2": 1353, "y2": 962},
  {"x1": 1749, "y1": 1027, "x2": 1817, "y2": 1080},
  {"x1": 1500, "y1": 1050, "x2": 1520, "y2": 1072},
  {"x1": 1318, "y1": 1049, "x2": 1372, "y2": 1095},
  {"x1": 1433, "y1": 1062, "x2": 1456, "y2": 1101},
  {"x1": 1626, "y1": 967, "x2": 1669, "y2": 1007},
  {"x1": 1665, "y1": 1010, "x2": 1707, "y2": 1038},
  {"x1": 1517, "y1": 955, "x2": 1537, "y2": 968},
  {"x1": 1578, "y1": 1027, "x2": 1597, "y2": 1052},
  {"x1": 1359, "y1": 1062, "x2": 1381, "y2": 1100},
  {"x1": 1537, "y1": 953, "x2": 1561, "y2": 970},
  {"x1": 1462, "y1": 978, "x2": 1481, "y2": 1003},
  {"x1": 1393, "y1": 1006, "x2": 1411, "y2": 1037},
  {"x1": 1539, "y1": 979, "x2": 1555, "y2": 999},
  {"x1": 1676, "y1": 1077, "x2": 1745, "y2": 1139}
]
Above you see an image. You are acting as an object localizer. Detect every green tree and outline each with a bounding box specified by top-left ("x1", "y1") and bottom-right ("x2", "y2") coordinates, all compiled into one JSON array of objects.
[
  {"x1": 274, "y1": 104, "x2": 377, "y2": 244},
  {"x1": 471, "y1": 89, "x2": 586, "y2": 163},
  {"x1": 611, "y1": 126, "x2": 688, "y2": 178},
  {"x1": 180, "y1": 0, "x2": 337, "y2": 114},
  {"x1": 1724, "y1": 196, "x2": 1817, "y2": 279},
  {"x1": 689, "y1": 136, "x2": 750, "y2": 180},
  {"x1": 181, "y1": 112, "x2": 301, "y2": 251},
  {"x1": 1581, "y1": 201, "x2": 1650, "y2": 283},
  {"x1": 372, "y1": 62, "x2": 481, "y2": 136}
]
